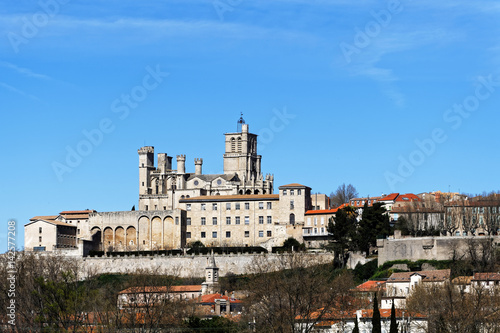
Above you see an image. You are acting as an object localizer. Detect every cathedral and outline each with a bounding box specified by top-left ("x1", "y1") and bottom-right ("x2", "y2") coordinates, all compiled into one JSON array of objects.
[{"x1": 26, "y1": 118, "x2": 315, "y2": 254}]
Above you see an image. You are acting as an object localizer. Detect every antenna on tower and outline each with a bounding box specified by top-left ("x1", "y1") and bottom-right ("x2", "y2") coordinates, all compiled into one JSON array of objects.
[{"x1": 237, "y1": 112, "x2": 245, "y2": 132}]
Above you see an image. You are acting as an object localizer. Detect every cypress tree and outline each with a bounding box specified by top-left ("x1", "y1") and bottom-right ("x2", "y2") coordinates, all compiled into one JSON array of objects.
[
  {"x1": 389, "y1": 300, "x2": 398, "y2": 333},
  {"x1": 372, "y1": 293, "x2": 381, "y2": 333},
  {"x1": 352, "y1": 317, "x2": 359, "y2": 333}
]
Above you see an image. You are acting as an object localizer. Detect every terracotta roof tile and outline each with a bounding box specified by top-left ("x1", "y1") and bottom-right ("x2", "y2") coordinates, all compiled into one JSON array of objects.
[
  {"x1": 472, "y1": 272, "x2": 500, "y2": 281},
  {"x1": 29, "y1": 215, "x2": 58, "y2": 221},
  {"x1": 354, "y1": 280, "x2": 386, "y2": 292},
  {"x1": 387, "y1": 269, "x2": 450, "y2": 282},
  {"x1": 305, "y1": 208, "x2": 338, "y2": 215},
  {"x1": 119, "y1": 285, "x2": 202, "y2": 294},
  {"x1": 279, "y1": 183, "x2": 308, "y2": 188},
  {"x1": 200, "y1": 293, "x2": 242, "y2": 303},
  {"x1": 380, "y1": 193, "x2": 399, "y2": 201}
]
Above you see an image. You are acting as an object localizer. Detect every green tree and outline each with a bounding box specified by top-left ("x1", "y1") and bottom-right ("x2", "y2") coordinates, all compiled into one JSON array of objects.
[
  {"x1": 389, "y1": 301, "x2": 398, "y2": 333},
  {"x1": 327, "y1": 206, "x2": 357, "y2": 267},
  {"x1": 356, "y1": 202, "x2": 391, "y2": 256},
  {"x1": 372, "y1": 293, "x2": 381, "y2": 333},
  {"x1": 282, "y1": 237, "x2": 305, "y2": 251}
]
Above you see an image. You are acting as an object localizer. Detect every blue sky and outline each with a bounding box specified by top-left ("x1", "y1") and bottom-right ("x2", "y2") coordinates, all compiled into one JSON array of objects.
[{"x1": 1, "y1": 0, "x2": 499, "y2": 252}]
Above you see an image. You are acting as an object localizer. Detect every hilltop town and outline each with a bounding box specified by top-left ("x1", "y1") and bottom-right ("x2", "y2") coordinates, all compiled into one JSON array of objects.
[{"x1": 14, "y1": 119, "x2": 500, "y2": 332}]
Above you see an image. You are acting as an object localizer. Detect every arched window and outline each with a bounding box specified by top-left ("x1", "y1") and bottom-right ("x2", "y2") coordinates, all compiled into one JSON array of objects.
[
  {"x1": 230, "y1": 137, "x2": 235, "y2": 152},
  {"x1": 237, "y1": 137, "x2": 242, "y2": 152},
  {"x1": 290, "y1": 213, "x2": 295, "y2": 225}
]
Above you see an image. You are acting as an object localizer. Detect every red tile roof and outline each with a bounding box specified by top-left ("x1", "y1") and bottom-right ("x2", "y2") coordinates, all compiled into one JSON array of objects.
[
  {"x1": 200, "y1": 293, "x2": 242, "y2": 304},
  {"x1": 280, "y1": 183, "x2": 307, "y2": 188},
  {"x1": 29, "y1": 215, "x2": 58, "y2": 221},
  {"x1": 380, "y1": 193, "x2": 399, "y2": 201},
  {"x1": 472, "y1": 272, "x2": 500, "y2": 281},
  {"x1": 395, "y1": 193, "x2": 421, "y2": 202},
  {"x1": 359, "y1": 308, "x2": 426, "y2": 319},
  {"x1": 354, "y1": 280, "x2": 386, "y2": 292},
  {"x1": 119, "y1": 285, "x2": 202, "y2": 294},
  {"x1": 59, "y1": 210, "x2": 95, "y2": 214},
  {"x1": 305, "y1": 208, "x2": 338, "y2": 215}
]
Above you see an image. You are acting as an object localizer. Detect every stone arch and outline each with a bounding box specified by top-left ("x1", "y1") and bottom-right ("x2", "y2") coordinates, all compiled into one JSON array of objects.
[
  {"x1": 91, "y1": 227, "x2": 102, "y2": 251},
  {"x1": 126, "y1": 226, "x2": 137, "y2": 250},
  {"x1": 245, "y1": 189, "x2": 252, "y2": 195},
  {"x1": 138, "y1": 216, "x2": 150, "y2": 250},
  {"x1": 239, "y1": 189, "x2": 243, "y2": 195},
  {"x1": 103, "y1": 227, "x2": 113, "y2": 251},
  {"x1": 163, "y1": 216, "x2": 175, "y2": 249},
  {"x1": 290, "y1": 213, "x2": 295, "y2": 225},
  {"x1": 151, "y1": 216, "x2": 162, "y2": 250},
  {"x1": 254, "y1": 189, "x2": 259, "y2": 194},
  {"x1": 230, "y1": 137, "x2": 235, "y2": 152},
  {"x1": 115, "y1": 227, "x2": 125, "y2": 251}
]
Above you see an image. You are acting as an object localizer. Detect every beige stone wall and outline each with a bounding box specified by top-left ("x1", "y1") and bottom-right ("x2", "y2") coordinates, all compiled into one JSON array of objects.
[
  {"x1": 24, "y1": 221, "x2": 57, "y2": 251},
  {"x1": 88, "y1": 210, "x2": 185, "y2": 251},
  {"x1": 185, "y1": 198, "x2": 280, "y2": 247}
]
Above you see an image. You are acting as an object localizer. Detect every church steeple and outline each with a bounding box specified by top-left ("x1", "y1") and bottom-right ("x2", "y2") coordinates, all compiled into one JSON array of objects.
[
  {"x1": 202, "y1": 254, "x2": 219, "y2": 294},
  {"x1": 237, "y1": 112, "x2": 245, "y2": 132}
]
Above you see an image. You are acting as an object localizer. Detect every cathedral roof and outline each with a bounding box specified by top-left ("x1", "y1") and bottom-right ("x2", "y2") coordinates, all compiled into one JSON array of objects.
[{"x1": 186, "y1": 173, "x2": 239, "y2": 182}]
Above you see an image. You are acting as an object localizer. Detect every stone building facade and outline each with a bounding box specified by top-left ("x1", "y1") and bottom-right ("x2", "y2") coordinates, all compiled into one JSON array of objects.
[{"x1": 78, "y1": 120, "x2": 312, "y2": 252}]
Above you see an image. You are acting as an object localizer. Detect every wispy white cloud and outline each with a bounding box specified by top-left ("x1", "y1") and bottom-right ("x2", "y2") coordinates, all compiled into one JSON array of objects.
[
  {"x1": 0, "y1": 81, "x2": 41, "y2": 102},
  {"x1": 0, "y1": 61, "x2": 52, "y2": 80}
]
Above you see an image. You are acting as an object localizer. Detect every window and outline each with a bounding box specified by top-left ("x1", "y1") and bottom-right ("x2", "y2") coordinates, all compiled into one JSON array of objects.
[
  {"x1": 39, "y1": 227, "x2": 42, "y2": 233},
  {"x1": 201, "y1": 217, "x2": 206, "y2": 225},
  {"x1": 145, "y1": 205, "x2": 149, "y2": 211},
  {"x1": 226, "y1": 231, "x2": 231, "y2": 238},
  {"x1": 314, "y1": 218, "x2": 317, "y2": 225},
  {"x1": 259, "y1": 216, "x2": 264, "y2": 224},
  {"x1": 298, "y1": 189, "x2": 301, "y2": 195},
  {"x1": 39, "y1": 236, "x2": 42, "y2": 242},
  {"x1": 212, "y1": 231, "x2": 217, "y2": 238},
  {"x1": 186, "y1": 218, "x2": 191, "y2": 226},
  {"x1": 201, "y1": 232, "x2": 206, "y2": 238},
  {"x1": 226, "y1": 203, "x2": 231, "y2": 210},
  {"x1": 314, "y1": 228, "x2": 317, "y2": 234},
  {"x1": 245, "y1": 231, "x2": 250, "y2": 237},
  {"x1": 201, "y1": 204, "x2": 206, "y2": 211},
  {"x1": 290, "y1": 213, "x2": 295, "y2": 225},
  {"x1": 245, "y1": 216, "x2": 250, "y2": 225},
  {"x1": 213, "y1": 203, "x2": 218, "y2": 210},
  {"x1": 186, "y1": 204, "x2": 191, "y2": 211},
  {"x1": 186, "y1": 232, "x2": 191, "y2": 238},
  {"x1": 259, "y1": 231, "x2": 264, "y2": 237},
  {"x1": 283, "y1": 190, "x2": 287, "y2": 195},
  {"x1": 235, "y1": 216, "x2": 241, "y2": 225},
  {"x1": 290, "y1": 189, "x2": 294, "y2": 195},
  {"x1": 245, "y1": 202, "x2": 250, "y2": 210},
  {"x1": 321, "y1": 217, "x2": 324, "y2": 225},
  {"x1": 154, "y1": 205, "x2": 157, "y2": 210},
  {"x1": 267, "y1": 202, "x2": 272, "y2": 209},
  {"x1": 213, "y1": 217, "x2": 217, "y2": 225},
  {"x1": 290, "y1": 200, "x2": 294, "y2": 209},
  {"x1": 235, "y1": 203, "x2": 240, "y2": 210},
  {"x1": 267, "y1": 216, "x2": 272, "y2": 224},
  {"x1": 175, "y1": 217, "x2": 179, "y2": 225},
  {"x1": 267, "y1": 230, "x2": 272, "y2": 237},
  {"x1": 226, "y1": 217, "x2": 231, "y2": 225},
  {"x1": 163, "y1": 206, "x2": 166, "y2": 210},
  {"x1": 78, "y1": 229, "x2": 80, "y2": 234},
  {"x1": 259, "y1": 202, "x2": 264, "y2": 209},
  {"x1": 321, "y1": 227, "x2": 325, "y2": 234}
]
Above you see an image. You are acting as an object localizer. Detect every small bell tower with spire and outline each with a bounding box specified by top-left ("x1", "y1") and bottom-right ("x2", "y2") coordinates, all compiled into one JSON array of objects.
[{"x1": 202, "y1": 254, "x2": 220, "y2": 295}]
